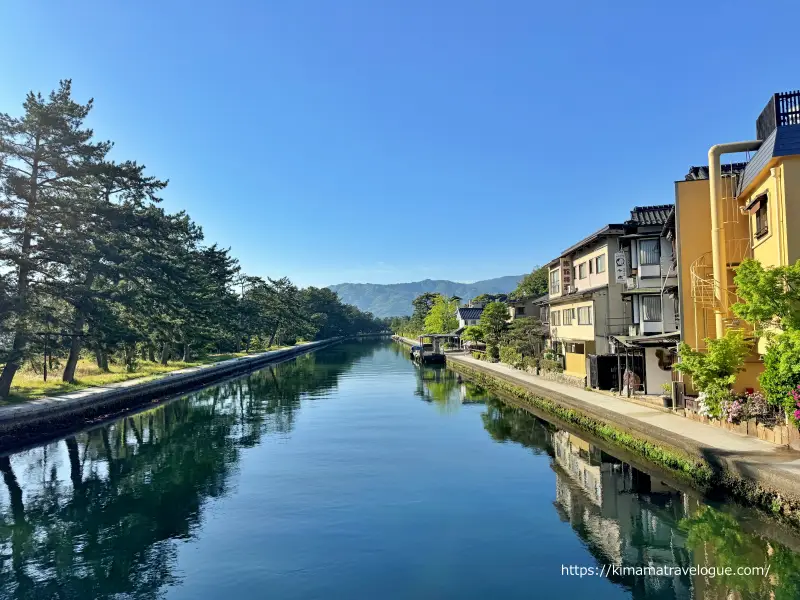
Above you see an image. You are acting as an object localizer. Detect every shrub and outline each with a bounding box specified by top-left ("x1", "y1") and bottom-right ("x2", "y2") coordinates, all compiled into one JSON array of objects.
[
  {"x1": 485, "y1": 344, "x2": 500, "y2": 362},
  {"x1": 540, "y1": 358, "x2": 563, "y2": 373},
  {"x1": 675, "y1": 330, "x2": 751, "y2": 418},
  {"x1": 760, "y1": 329, "x2": 800, "y2": 417},
  {"x1": 499, "y1": 346, "x2": 523, "y2": 369},
  {"x1": 722, "y1": 397, "x2": 745, "y2": 423},
  {"x1": 742, "y1": 391, "x2": 773, "y2": 423}
]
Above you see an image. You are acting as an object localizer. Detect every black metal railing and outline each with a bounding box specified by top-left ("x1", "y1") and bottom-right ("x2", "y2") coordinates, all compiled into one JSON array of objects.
[{"x1": 756, "y1": 91, "x2": 800, "y2": 140}]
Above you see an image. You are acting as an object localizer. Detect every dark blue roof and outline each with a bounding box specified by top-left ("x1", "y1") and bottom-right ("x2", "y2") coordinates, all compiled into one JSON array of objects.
[
  {"x1": 457, "y1": 307, "x2": 484, "y2": 320},
  {"x1": 738, "y1": 124, "x2": 800, "y2": 195}
]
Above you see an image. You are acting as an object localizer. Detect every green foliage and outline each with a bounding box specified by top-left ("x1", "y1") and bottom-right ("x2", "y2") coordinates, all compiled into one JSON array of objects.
[
  {"x1": 472, "y1": 293, "x2": 507, "y2": 304},
  {"x1": 733, "y1": 259, "x2": 800, "y2": 330},
  {"x1": 461, "y1": 325, "x2": 484, "y2": 343},
  {"x1": 479, "y1": 302, "x2": 509, "y2": 347},
  {"x1": 675, "y1": 330, "x2": 751, "y2": 390},
  {"x1": 510, "y1": 266, "x2": 548, "y2": 299},
  {"x1": 675, "y1": 330, "x2": 751, "y2": 418},
  {"x1": 540, "y1": 358, "x2": 563, "y2": 373},
  {"x1": 504, "y1": 316, "x2": 545, "y2": 358},
  {"x1": 485, "y1": 344, "x2": 500, "y2": 362},
  {"x1": 760, "y1": 329, "x2": 800, "y2": 415},
  {"x1": 499, "y1": 346, "x2": 523, "y2": 369},
  {"x1": 423, "y1": 295, "x2": 459, "y2": 334}
]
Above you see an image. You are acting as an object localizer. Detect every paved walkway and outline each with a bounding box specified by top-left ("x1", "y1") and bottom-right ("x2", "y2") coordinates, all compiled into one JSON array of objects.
[{"x1": 430, "y1": 345, "x2": 800, "y2": 500}]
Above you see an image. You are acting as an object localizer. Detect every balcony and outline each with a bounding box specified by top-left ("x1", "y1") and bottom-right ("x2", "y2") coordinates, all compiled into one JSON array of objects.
[{"x1": 756, "y1": 90, "x2": 800, "y2": 140}]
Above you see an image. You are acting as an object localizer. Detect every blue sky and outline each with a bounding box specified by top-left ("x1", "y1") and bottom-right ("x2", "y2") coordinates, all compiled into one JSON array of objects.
[{"x1": 2, "y1": 1, "x2": 799, "y2": 287}]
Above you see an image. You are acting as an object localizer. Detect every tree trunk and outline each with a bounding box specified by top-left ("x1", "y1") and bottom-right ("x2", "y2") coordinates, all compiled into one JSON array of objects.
[
  {"x1": 94, "y1": 348, "x2": 109, "y2": 371},
  {"x1": 148, "y1": 346, "x2": 155, "y2": 362},
  {"x1": 0, "y1": 456, "x2": 24, "y2": 521},
  {"x1": 62, "y1": 270, "x2": 95, "y2": 382},
  {"x1": 62, "y1": 316, "x2": 86, "y2": 383},
  {"x1": 0, "y1": 141, "x2": 39, "y2": 400},
  {"x1": 182, "y1": 342, "x2": 190, "y2": 362},
  {"x1": 267, "y1": 322, "x2": 281, "y2": 348},
  {"x1": 160, "y1": 342, "x2": 170, "y2": 365},
  {"x1": 65, "y1": 436, "x2": 83, "y2": 492}
]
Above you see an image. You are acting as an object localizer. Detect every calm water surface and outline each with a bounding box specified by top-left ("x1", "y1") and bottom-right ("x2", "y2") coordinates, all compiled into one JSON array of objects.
[{"x1": 2, "y1": 341, "x2": 800, "y2": 599}]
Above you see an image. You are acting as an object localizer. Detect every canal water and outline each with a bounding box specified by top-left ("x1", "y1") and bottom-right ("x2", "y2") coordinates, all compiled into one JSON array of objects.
[{"x1": 2, "y1": 341, "x2": 800, "y2": 600}]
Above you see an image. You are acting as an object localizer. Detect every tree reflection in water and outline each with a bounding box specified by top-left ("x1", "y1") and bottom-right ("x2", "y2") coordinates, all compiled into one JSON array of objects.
[
  {"x1": 480, "y1": 397, "x2": 800, "y2": 600},
  {"x1": 0, "y1": 341, "x2": 378, "y2": 600}
]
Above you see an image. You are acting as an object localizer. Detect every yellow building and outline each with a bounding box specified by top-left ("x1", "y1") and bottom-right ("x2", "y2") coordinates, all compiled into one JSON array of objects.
[{"x1": 674, "y1": 90, "x2": 800, "y2": 393}]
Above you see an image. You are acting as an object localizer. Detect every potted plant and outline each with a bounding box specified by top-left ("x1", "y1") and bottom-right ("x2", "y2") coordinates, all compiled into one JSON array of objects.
[{"x1": 661, "y1": 382, "x2": 673, "y2": 408}]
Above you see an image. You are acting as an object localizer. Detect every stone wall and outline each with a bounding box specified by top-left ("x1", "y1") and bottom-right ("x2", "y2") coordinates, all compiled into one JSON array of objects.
[{"x1": 537, "y1": 368, "x2": 586, "y2": 389}]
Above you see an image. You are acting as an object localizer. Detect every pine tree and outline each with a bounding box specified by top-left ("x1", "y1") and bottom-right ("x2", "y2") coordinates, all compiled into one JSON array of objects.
[{"x1": 0, "y1": 80, "x2": 110, "y2": 397}]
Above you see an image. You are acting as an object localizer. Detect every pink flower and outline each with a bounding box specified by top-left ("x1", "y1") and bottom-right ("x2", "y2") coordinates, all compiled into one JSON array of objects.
[{"x1": 795, "y1": 409, "x2": 800, "y2": 421}]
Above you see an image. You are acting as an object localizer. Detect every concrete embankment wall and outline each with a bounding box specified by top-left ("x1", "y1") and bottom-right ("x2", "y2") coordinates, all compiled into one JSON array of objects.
[{"x1": 0, "y1": 338, "x2": 346, "y2": 450}]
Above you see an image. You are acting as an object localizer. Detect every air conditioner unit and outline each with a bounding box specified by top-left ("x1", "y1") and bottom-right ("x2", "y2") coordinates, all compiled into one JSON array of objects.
[
  {"x1": 628, "y1": 325, "x2": 638, "y2": 337},
  {"x1": 626, "y1": 278, "x2": 636, "y2": 290}
]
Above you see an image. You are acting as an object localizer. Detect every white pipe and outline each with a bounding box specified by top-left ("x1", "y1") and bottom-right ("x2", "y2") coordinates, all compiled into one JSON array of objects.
[
  {"x1": 708, "y1": 141, "x2": 762, "y2": 338},
  {"x1": 771, "y1": 166, "x2": 786, "y2": 265}
]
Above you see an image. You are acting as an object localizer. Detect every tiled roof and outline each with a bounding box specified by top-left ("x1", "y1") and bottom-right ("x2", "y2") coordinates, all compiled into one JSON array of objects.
[
  {"x1": 457, "y1": 307, "x2": 483, "y2": 321},
  {"x1": 738, "y1": 124, "x2": 800, "y2": 196},
  {"x1": 627, "y1": 205, "x2": 673, "y2": 226},
  {"x1": 684, "y1": 163, "x2": 747, "y2": 181}
]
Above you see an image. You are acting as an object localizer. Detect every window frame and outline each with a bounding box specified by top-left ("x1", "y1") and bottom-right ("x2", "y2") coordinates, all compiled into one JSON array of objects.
[
  {"x1": 639, "y1": 238, "x2": 661, "y2": 266},
  {"x1": 551, "y1": 310, "x2": 561, "y2": 326},
  {"x1": 550, "y1": 269, "x2": 560, "y2": 294},
  {"x1": 596, "y1": 254, "x2": 606, "y2": 273},
  {"x1": 578, "y1": 262, "x2": 587, "y2": 279},
  {"x1": 754, "y1": 195, "x2": 769, "y2": 239},
  {"x1": 577, "y1": 306, "x2": 592, "y2": 325},
  {"x1": 641, "y1": 295, "x2": 662, "y2": 322},
  {"x1": 563, "y1": 308, "x2": 573, "y2": 325}
]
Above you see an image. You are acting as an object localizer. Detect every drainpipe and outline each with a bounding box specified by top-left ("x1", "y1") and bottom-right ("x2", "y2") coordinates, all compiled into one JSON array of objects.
[
  {"x1": 771, "y1": 166, "x2": 786, "y2": 266},
  {"x1": 708, "y1": 141, "x2": 762, "y2": 338}
]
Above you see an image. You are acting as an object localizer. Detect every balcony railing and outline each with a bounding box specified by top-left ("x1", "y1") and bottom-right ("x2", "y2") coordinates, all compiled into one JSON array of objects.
[{"x1": 756, "y1": 90, "x2": 800, "y2": 140}]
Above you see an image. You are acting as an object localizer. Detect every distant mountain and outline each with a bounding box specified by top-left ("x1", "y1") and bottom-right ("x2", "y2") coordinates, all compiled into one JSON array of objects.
[{"x1": 329, "y1": 275, "x2": 525, "y2": 318}]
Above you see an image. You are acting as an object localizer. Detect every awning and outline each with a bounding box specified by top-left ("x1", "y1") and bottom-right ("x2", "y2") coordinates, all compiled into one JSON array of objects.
[
  {"x1": 744, "y1": 194, "x2": 766, "y2": 214},
  {"x1": 621, "y1": 286, "x2": 677, "y2": 296},
  {"x1": 610, "y1": 331, "x2": 680, "y2": 348}
]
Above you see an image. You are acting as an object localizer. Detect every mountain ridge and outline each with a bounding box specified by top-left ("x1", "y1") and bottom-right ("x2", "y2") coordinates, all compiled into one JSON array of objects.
[{"x1": 328, "y1": 275, "x2": 525, "y2": 318}]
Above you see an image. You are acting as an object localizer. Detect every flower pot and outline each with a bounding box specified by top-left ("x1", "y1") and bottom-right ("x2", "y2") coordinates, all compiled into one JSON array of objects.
[{"x1": 661, "y1": 395, "x2": 673, "y2": 409}]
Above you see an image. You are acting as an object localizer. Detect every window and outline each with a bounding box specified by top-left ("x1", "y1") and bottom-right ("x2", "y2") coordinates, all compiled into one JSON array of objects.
[
  {"x1": 515, "y1": 307, "x2": 525, "y2": 316},
  {"x1": 563, "y1": 308, "x2": 573, "y2": 325},
  {"x1": 551, "y1": 310, "x2": 561, "y2": 326},
  {"x1": 589, "y1": 260, "x2": 594, "y2": 274},
  {"x1": 577, "y1": 306, "x2": 592, "y2": 325},
  {"x1": 642, "y1": 296, "x2": 662, "y2": 322},
  {"x1": 578, "y1": 262, "x2": 587, "y2": 279},
  {"x1": 639, "y1": 239, "x2": 660, "y2": 265},
  {"x1": 755, "y1": 196, "x2": 769, "y2": 239},
  {"x1": 596, "y1": 254, "x2": 606, "y2": 273},
  {"x1": 566, "y1": 342, "x2": 585, "y2": 354},
  {"x1": 550, "y1": 269, "x2": 560, "y2": 294}
]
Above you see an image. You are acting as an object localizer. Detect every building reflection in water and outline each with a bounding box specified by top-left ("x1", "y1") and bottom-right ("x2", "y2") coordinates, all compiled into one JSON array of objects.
[{"x1": 482, "y1": 398, "x2": 800, "y2": 600}]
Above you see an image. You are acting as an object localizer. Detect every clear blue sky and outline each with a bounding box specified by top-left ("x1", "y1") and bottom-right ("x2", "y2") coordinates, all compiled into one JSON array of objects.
[{"x1": 2, "y1": 1, "x2": 799, "y2": 287}]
